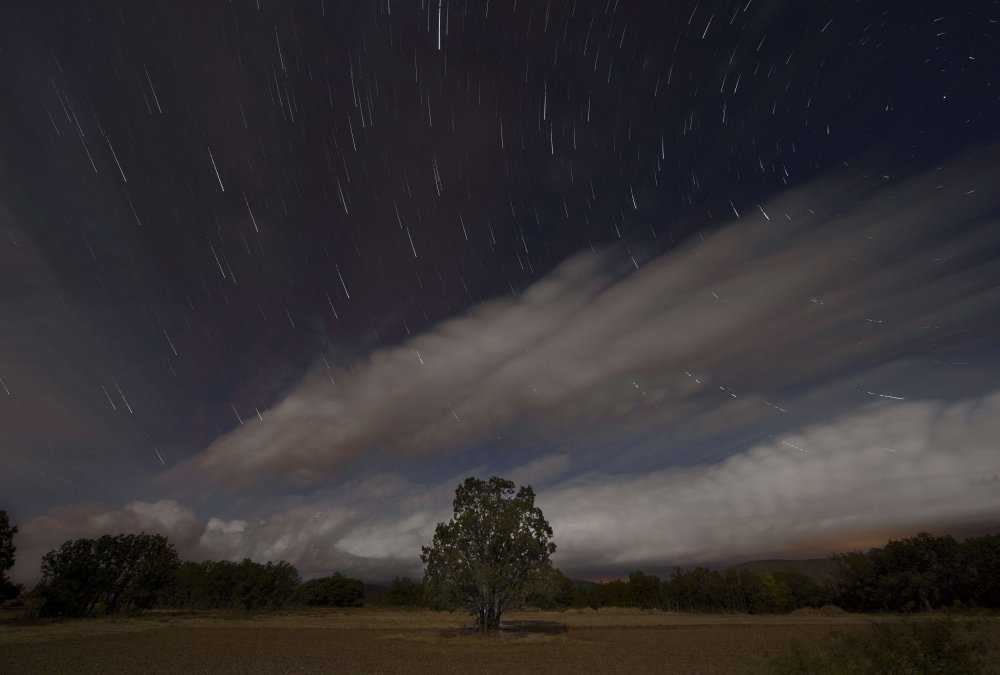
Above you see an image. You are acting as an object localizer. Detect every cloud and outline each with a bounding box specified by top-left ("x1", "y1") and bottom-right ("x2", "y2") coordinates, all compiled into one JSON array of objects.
[
  {"x1": 10, "y1": 499, "x2": 203, "y2": 585},
  {"x1": 178, "y1": 154, "x2": 1000, "y2": 488},
  {"x1": 16, "y1": 156, "x2": 998, "y2": 585},
  {"x1": 13, "y1": 391, "x2": 999, "y2": 585},
  {"x1": 542, "y1": 393, "x2": 1000, "y2": 573}
]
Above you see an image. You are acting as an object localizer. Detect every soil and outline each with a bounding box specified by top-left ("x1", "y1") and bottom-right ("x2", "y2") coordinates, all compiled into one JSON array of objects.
[{"x1": 0, "y1": 608, "x2": 994, "y2": 674}]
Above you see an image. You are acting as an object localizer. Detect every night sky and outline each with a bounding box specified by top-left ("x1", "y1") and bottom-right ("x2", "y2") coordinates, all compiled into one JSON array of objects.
[{"x1": 3, "y1": 0, "x2": 999, "y2": 584}]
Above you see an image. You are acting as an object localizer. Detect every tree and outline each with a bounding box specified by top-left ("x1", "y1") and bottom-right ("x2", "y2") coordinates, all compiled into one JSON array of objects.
[
  {"x1": 295, "y1": 572, "x2": 363, "y2": 607},
  {"x1": 384, "y1": 576, "x2": 425, "y2": 606},
  {"x1": 756, "y1": 573, "x2": 792, "y2": 613},
  {"x1": 421, "y1": 476, "x2": 556, "y2": 632},
  {"x1": 522, "y1": 566, "x2": 575, "y2": 609},
  {"x1": 962, "y1": 533, "x2": 1000, "y2": 608},
  {"x1": 627, "y1": 570, "x2": 661, "y2": 609},
  {"x1": 0, "y1": 510, "x2": 22, "y2": 600},
  {"x1": 160, "y1": 559, "x2": 301, "y2": 611},
  {"x1": 38, "y1": 533, "x2": 179, "y2": 616}
]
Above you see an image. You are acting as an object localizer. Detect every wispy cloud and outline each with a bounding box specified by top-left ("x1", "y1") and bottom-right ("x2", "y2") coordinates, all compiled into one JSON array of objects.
[
  {"x1": 13, "y1": 157, "x2": 999, "y2": 585},
  {"x1": 176, "y1": 156, "x2": 1000, "y2": 488},
  {"x1": 543, "y1": 393, "x2": 1000, "y2": 573},
  {"x1": 12, "y1": 392, "x2": 999, "y2": 585}
]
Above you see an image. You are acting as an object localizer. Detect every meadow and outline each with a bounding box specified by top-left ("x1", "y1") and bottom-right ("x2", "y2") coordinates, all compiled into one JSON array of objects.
[{"x1": 4, "y1": 607, "x2": 998, "y2": 674}]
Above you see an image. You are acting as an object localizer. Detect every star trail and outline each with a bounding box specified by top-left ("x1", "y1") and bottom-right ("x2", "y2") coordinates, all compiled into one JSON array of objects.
[{"x1": 2, "y1": 0, "x2": 998, "y2": 584}]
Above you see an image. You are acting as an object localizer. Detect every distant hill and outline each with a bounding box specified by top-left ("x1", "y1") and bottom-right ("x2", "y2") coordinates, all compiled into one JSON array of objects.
[{"x1": 733, "y1": 558, "x2": 837, "y2": 583}]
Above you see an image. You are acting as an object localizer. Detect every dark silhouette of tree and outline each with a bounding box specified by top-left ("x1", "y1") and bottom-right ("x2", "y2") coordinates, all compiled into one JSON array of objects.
[
  {"x1": 962, "y1": 533, "x2": 1000, "y2": 608},
  {"x1": 160, "y1": 559, "x2": 300, "y2": 610},
  {"x1": 383, "y1": 576, "x2": 425, "y2": 606},
  {"x1": 296, "y1": 572, "x2": 363, "y2": 607},
  {"x1": 0, "y1": 510, "x2": 22, "y2": 600},
  {"x1": 828, "y1": 531, "x2": 999, "y2": 612},
  {"x1": 38, "y1": 533, "x2": 179, "y2": 616},
  {"x1": 627, "y1": 570, "x2": 661, "y2": 609},
  {"x1": 421, "y1": 476, "x2": 555, "y2": 632}
]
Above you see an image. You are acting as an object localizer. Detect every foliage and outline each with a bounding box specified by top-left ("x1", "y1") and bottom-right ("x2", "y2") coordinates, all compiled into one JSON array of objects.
[
  {"x1": 160, "y1": 559, "x2": 300, "y2": 611},
  {"x1": 627, "y1": 570, "x2": 662, "y2": 609},
  {"x1": 421, "y1": 476, "x2": 555, "y2": 631},
  {"x1": 0, "y1": 509, "x2": 21, "y2": 601},
  {"x1": 755, "y1": 618, "x2": 996, "y2": 674},
  {"x1": 0, "y1": 511, "x2": 15, "y2": 576},
  {"x1": 522, "y1": 566, "x2": 575, "y2": 610},
  {"x1": 559, "y1": 565, "x2": 823, "y2": 613},
  {"x1": 962, "y1": 533, "x2": 1000, "y2": 608},
  {"x1": 660, "y1": 566, "x2": 785, "y2": 613},
  {"x1": 757, "y1": 573, "x2": 792, "y2": 612},
  {"x1": 296, "y1": 572, "x2": 364, "y2": 607},
  {"x1": 828, "y1": 532, "x2": 1000, "y2": 612},
  {"x1": 38, "y1": 533, "x2": 179, "y2": 616},
  {"x1": 772, "y1": 568, "x2": 827, "y2": 608},
  {"x1": 382, "y1": 576, "x2": 425, "y2": 607}
]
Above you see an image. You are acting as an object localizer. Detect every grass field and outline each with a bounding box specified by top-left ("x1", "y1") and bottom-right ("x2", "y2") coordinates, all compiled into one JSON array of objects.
[{"x1": 2, "y1": 607, "x2": 998, "y2": 674}]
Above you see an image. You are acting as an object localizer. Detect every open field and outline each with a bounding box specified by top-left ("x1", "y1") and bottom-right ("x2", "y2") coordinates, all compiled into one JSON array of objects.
[{"x1": 2, "y1": 608, "x2": 999, "y2": 674}]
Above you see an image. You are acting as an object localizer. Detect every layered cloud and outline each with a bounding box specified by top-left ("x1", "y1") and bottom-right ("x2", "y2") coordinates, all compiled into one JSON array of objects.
[
  {"x1": 11, "y1": 392, "x2": 999, "y2": 585},
  {"x1": 179, "y1": 155, "x2": 1000, "y2": 487},
  {"x1": 13, "y1": 156, "x2": 998, "y2": 585},
  {"x1": 543, "y1": 394, "x2": 1000, "y2": 572}
]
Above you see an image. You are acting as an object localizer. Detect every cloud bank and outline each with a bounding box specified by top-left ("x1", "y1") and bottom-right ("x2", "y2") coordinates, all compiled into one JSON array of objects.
[
  {"x1": 12, "y1": 392, "x2": 999, "y2": 585},
  {"x1": 12, "y1": 155, "x2": 999, "y2": 585},
  {"x1": 182, "y1": 155, "x2": 1000, "y2": 487}
]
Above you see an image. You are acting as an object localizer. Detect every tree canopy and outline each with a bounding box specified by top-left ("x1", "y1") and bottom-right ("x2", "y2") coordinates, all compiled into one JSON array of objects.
[
  {"x1": 38, "y1": 533, "x2": 179, "y2": 616},
  {"x1": 421, "y1": 476, "x2": 555, "y2": 632},
  {"x1": 295, "y1": 572, "x2": 363, "y2": 607}
]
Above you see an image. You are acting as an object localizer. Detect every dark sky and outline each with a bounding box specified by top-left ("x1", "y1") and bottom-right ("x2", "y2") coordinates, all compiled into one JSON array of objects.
[{"x1": 2, "y1": 0, "x2": 999, "y2": 583}]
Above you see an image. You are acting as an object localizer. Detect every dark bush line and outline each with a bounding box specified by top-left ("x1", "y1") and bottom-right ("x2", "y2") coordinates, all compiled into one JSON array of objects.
[
  {"x1": 828, "y1": 532, "x2": 1000, "y2": 612},
  {"x1": 573, "y1": 532, "x2": 1000, "y2": 614},
  {"x1": 28, "y1": 533, "x2": 367, "y2": 617},
  {"x1": 160, "y1": 559, "x2": 301, "y2": 611},
  {"x1": 19, "y1": 529, "x2": 1000, "y2": 617}
]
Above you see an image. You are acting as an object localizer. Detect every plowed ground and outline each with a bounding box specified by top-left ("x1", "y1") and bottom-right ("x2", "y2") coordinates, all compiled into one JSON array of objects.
[{"x1": 2, "y1": 608, "x2": 996, "y2": 674}]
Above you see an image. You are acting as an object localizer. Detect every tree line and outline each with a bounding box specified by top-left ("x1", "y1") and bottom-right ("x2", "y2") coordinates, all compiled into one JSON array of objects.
[
  {"x1": 2, "y1": 506, "x2": 999, "y2": 618},
  {"x1": 31, "y1": 532, "x2": 370, "y2": 617},
  {"x1": 564, "y1": 531, "x2": 1000, "y2": 614}
]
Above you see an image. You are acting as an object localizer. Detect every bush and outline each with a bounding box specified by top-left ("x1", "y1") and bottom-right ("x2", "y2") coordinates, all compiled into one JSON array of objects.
[
  {"x1": 756, "y1": 618, "x2": 996, "y2": 674},
  {"x1": 295, "y1": 573, "x2": 364, "y2": 607}
]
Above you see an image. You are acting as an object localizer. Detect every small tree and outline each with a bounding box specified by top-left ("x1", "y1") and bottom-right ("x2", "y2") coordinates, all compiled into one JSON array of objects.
[{"x1": 421, "y1": 476, "x2": 555, "y2": 632}]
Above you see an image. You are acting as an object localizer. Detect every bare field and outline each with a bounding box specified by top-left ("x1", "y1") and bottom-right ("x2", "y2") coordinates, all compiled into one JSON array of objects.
[{"x1": 2, "y1": 608, "x2": 997, "y2": 674}]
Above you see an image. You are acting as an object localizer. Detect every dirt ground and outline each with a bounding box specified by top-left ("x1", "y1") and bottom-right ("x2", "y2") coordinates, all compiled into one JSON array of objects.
[{"x1": 0, "y1": 608, "x2": 994, "y2": 674}]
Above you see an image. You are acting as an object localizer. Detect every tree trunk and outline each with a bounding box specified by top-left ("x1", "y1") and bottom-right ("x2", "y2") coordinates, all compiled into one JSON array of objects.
[{"x1": 475, "y1": 599, "x2": 502, "y2": 631}]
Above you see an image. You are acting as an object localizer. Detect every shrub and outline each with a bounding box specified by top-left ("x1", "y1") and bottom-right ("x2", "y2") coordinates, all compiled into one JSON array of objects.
[{"x1": 755, "y1": 618, "x2": 996, "y2": 674}]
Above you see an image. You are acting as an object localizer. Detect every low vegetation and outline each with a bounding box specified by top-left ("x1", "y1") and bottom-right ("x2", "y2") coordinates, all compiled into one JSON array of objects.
[
  {"x1": 1, "y1": 503, "x2": 999, "y2": 622},
  {"x1": 756, "y1": 617, "x2": 998, "y2": 674}
]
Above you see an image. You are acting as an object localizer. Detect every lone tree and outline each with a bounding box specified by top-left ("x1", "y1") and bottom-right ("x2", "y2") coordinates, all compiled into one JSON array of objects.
[{"x1": 421, "y1": 476, "x2": 555, "y2": 632}]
